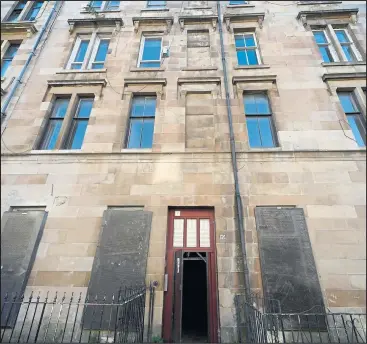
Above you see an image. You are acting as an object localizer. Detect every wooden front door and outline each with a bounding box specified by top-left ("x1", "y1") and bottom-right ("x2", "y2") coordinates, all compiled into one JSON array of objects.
[{"x1": 163, "y1": 208, "x2": 218, "y2": 343}]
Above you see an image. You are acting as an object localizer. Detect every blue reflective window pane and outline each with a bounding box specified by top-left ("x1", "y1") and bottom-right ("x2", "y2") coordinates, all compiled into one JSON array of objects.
[
  {"x1": 7, "y1": 12, "x2": 21, "y2": 22},
  {"x1": 247, "y1": 50, "x2": 258, "y2": 65},
  {"x1": 95, "y1": 40, "x2": 109, "y2": 62},
  {"x1": 141, "y1": 119, "x2": 154, "y2": 148},
  {"x1": 144, "y1": 98, "x2": 157, "y2": 117},
  {"x1": 342, "y1": 45, "x2": 354, "y2": 62},
  {"x1": 42, "y1": 120, "x2": 63, "y2": 150},
  {"x1": 347, "y1": 116, "x2": 365, "y2": 147},
  {"x1": 70, "y1": 121, "x2": 88, "y2": 149},
  {"x1": 140, "y1": 61, "x2": 161, "y2": 68},
  {"x1": 235, "y1": 36, "x2": 245, "y2": 48},
  {"x1": 237, "y1": 50, "x2": 248, "y2": 65},
  {"x1": 71, "y1": 64, "x2": 82, "y2": 70},
  {"x1": 4, "y1": 44, "x2": 20, "y2": 58},
  {"x1": 1, "y1": 60, "x2": 12, "y2": 77},
  {"x1": 74, "y1": 40, "x2": 89, "y2": 63},
  {"x1": 255, "y1": 94, "x2": 270, "y2": 114},
  {"x1": 142, "y1": 38, "x2": 161, "y2": 61},
  {"x1": 230, "y1": 0, "x2": 245, "y2": 4},
  {"x1": 132, "y1": 98, "x2": 145, "y2": 117},
  {"x1": 244, "y1": 35, "x2": 256, "y2": 47},
  {"x1": 148, "y1": 0, "x2": 166, "y2": 6},
  {"x1": 338, "y1": 94, "x2": 357, "y2": 113},
  {"x1": 246, "y1": 118, "x2": 261, "y2": 147},
  {"x1": 313, "y1": 31, "x2": 327, "y2": 44},
  {"x1": 335, "y1": 30, "x2": 348, "y2": 43},
  {"x1": 128, "y1": 120, "x2": 143, "y2": 148},
  {"x1": 91, "y1": 63, "x2": 105, "y2": 69},
  {"x1": 53, "y1": 99, "x2": 70, "y2": 118},
  {"x1": 258, "y1": 117, "x2": 275, "y2": 147},
  {"x1": 91, "y1": 1, "x2": 102, "y2": 8},
  {"x1": 244, "y1": 95, "x2": 257, "y2": 114},
  {"x1": 319, "y1": 46, "x2": 333, "y2": 62},
  {"x1": 106, "y1": 1, "x2": 120, "y2": 8},
  {"x1": 16, "y1": 1, "x2": 26, "y2": 10},
  {"x1": 77, "y1": 99, "x2": 93, "y2": 118},
  {"x1": 25, "y1": 1, "x2": 43, "y2": 20}
]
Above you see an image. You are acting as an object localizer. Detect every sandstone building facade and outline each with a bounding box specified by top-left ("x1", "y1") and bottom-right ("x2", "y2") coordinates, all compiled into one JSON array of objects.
[{"x1": 1, "y1": 1, "x2": 366, "y2": 343}]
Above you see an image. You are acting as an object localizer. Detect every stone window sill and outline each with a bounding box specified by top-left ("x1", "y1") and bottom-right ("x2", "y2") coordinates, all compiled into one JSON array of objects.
[
  {"x1": 130, "y1": 67, "x2": 165, "y2": 72},
  {"x1": 226, "y1": 4, "x2": 255, "y2": 8},
  {"x1": 297, "y1": 1, "x2": 342, "y2": 5},
  {"x1": 234, "y1": 65, "x2": 270, "y2": 70},
  {"x1": 248, "y1": 147, "x2": 282, "y2": 152},
  {"x1": 183, "y1": 6, "x2": 212, "y2": 10},
  {"x1": 56, "y1": 69, "x2": 107, "y2": 74},
  {"x1": 140, "y1": 8, "x2": 169, "y2": 12},
  {"x1": 181, "y1": 67, "x2": 218, "y2": 71},
  {"x1": 322, "y1": 61, "x2": 365, "y2": 67},
  {"x1": 120, "y1": 149, "x2": 153, "y2": 153},
  {"x1": 80, "y1": 9, "x2": 121, "y2": 13}
]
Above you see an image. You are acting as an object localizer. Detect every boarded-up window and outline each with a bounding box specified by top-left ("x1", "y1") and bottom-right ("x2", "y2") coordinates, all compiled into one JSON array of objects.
[
  {"x1": 187, "y1": 30, "x2": 211, "y2": 68},
  {"x1": 255, "y1": 207, "x2": 325, "y2": 328},
  {"x1": 83, "y1": 208, "x2": 152, "y2": 329},
  {"x1": 1, "y1": 210, "x2": 48, "y2": 327},
  {"x1": 185, "y1": 92, "x2": 215, "y2": 149}
]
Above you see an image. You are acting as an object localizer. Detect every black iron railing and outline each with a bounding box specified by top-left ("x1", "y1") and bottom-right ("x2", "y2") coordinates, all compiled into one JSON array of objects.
[
  {"x1": 1, "y1": 285, "x2": 155, "y2": 343},
  {"x1": 235, "y1": 294, "x2": 367, "y2": 343}
]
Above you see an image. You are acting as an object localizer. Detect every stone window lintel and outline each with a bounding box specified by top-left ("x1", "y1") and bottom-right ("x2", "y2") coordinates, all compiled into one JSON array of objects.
[
  {"x1": 67, "y1": 18, "x2": 123, "y2": 34},
  {"x1": 322, "y1": 72, "x2": 366, "y2": 94},
  {"x1": 45, "y1": 79, "x2": 107, "y2": 99},
  {"x1": 177, "y1": 77, "x2": 221, "y2": 102},
  {"x1": 223, "y1": 13, "x2": 265, "y2": 32},
  {"x1": 123, "y1": 78, "x2": 167, "y2": 100},
  {"x1": 232, "y1": 75, "x2": 278, "y2": 98},
  {"x1": 178, "y1": 15, "x2": 217, "y2": 31},
  {"x1": 1, "y1": 22, "x2": 38, "y2": 38},
  {"x1": 132, "y1": 16, "x2": 174, "y2": 33},
  {"x1": 297, "y1": 8, "x2": 359, "y2": 30}
]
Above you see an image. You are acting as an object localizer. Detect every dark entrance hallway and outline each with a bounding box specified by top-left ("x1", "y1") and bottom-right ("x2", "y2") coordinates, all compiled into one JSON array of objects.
[{"x1": 181, "y1": 252, "x2": 208, "y2": 343}]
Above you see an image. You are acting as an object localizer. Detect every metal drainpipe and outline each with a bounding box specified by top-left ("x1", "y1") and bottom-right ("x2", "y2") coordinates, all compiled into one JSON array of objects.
[
  {"x1": 1, "y1": 0, "x2": 61, "y2": 126},
  {"x1": 216, "y1": 1, "x2": 251, "y2": 302}
]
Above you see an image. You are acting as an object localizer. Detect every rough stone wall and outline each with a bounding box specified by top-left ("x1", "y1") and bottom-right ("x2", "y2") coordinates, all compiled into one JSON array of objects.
[{"x1": 1, "y1": 1, "x2": 366, "y2": 342}]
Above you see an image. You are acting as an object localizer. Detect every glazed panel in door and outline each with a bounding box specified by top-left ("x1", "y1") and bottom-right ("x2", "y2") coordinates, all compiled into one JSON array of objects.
[{"x1": 163, "y1": 208, "x2": 218, "y2": 343}]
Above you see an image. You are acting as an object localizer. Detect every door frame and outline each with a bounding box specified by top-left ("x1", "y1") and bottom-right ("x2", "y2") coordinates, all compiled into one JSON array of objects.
[{"x1": 162, "y1": 207, "x2": 218, "y2": 343}]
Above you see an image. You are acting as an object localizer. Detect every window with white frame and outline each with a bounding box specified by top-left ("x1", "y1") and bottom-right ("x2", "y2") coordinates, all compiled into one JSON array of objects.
[
  {"x1": 88, "y1": 1, "x2": 120, "y2": 11},
  {"x1": 1, "y1": 43, "x2": 20, "y2": 78},
  {"x1": 337, "y1": 91, "x2": 366, "y2": 147},
  {"x1": 312, "y1": 29, "x2": 338, "y2": 63},
  {"x1": 67, "y1": 34, "x2": 110, "y2": 70},
  {"x1": 147, "y1": 1, "x2": 167, "y2": 8},
  {"x1": 137, "y1": 35, "x2": 162, "y2": 68},
  {"x1": 5, "y1": 0, "x2": 44, "y2": 22},
  {"x1": 311, "y1": 25, "x2": 363, "y2": 63},
  {"x1": 235, "y1": 32, "x2": 261, "y2": 66},
  {"x1": 334, "y1": 28, "x2": 361, "y2": 62}
]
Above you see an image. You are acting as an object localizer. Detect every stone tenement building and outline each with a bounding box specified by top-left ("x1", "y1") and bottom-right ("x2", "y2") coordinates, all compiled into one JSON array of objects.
[{"x1": 0, "y1": 0, "x2": 366, "y2": 343}]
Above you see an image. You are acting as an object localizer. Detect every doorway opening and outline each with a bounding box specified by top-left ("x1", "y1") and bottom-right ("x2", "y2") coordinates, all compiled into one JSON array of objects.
[{"x1": 181, "y1": 252, "x2": 208, "y2": 342}]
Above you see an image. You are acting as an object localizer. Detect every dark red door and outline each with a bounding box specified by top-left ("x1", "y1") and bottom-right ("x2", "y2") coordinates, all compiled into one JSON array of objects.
[
  {"x1": 172, "y1": 250, "x2": 184, "y2": 342},
  {"x1": 163, "y1": 208, "x2": 218, "y2": 343}
]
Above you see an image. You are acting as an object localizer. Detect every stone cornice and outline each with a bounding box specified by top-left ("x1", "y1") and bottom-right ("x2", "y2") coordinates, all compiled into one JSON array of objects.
[
  {"x1": 131, "y1": 16, "x2": 174, "y2": 33},
  {"x1": 222, "y1": 12, "x2": 265, "y2": 31},
  {"x1": 232, "y1": 75, "x2": 277, "y2": 84},
  {"x1": 1, "y1": 21, "x2": 38, "y2": 38},
  {"x1": 177, "y1": 77, "x2": 221, "y2": 85},
  {"x1": 297, "y1": 8, "x2": 359, "y2": 29},
  {"x1": 47, "y1": 79, "x2": 107, "y2": 87},
  {"x1": 67, "y1": 17, "x2": 123, "y2": 33},
  {"x1": 178, "y1": 15, "x2": 218, "y2": 31},
  {"x1": 123, "y1": 78, "x2": 167, "y2": 86},
  {"x1": 322, "y1": 72, "x2": 366, "y2": 82}
]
